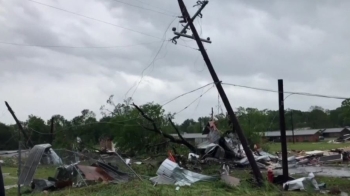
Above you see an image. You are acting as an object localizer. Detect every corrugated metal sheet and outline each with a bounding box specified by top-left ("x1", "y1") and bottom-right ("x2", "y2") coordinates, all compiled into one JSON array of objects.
[
  {"x1": 151, "y1": 159, "x2": 217, "y2": 186},
  {"x1": 18, "y1": 144, "x2": 52, "y2": 185},
  {"x1": 263, "y1": 129, "x2": 321, "y2": 137},
  {"x1": 324, "y1": 128, "x2": 348, "y2": 133},
  {"x1": 150, "y1": 175, "x2": 176, "y2": 185}
]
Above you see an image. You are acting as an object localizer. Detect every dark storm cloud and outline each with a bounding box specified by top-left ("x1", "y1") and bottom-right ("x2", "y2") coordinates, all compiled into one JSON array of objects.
[{"x1": 0, "y1": 0, "x2": 349, "y2": 124}]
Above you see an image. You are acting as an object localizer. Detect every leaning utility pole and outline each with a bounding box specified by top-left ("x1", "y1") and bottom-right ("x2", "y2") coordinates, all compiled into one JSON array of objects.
[
  {"x1": 5, "y1": 101, "x2": 33, "y2": 147},
  {"x1": 173, "y1": 0, "x2": 263, "y2": 183}
]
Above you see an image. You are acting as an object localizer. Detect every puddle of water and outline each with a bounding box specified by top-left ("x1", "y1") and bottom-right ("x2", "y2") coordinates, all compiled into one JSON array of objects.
[{"x1": 275, "y1": 166, "x2": 350, "y2": 178}]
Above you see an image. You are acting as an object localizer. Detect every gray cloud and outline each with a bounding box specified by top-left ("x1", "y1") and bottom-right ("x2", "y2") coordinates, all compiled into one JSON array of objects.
[{"x1": 0, "y1": 0, "x2": 348, "y2": 124}]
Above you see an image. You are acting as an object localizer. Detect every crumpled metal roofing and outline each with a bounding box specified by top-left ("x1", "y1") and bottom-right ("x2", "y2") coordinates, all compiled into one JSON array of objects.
[
  {"x1": 150, "y1": 159, "x2": 217, "y2": 186},
  {"x1": 18, "y1": 144, "x2": 62, "y2": 186}
]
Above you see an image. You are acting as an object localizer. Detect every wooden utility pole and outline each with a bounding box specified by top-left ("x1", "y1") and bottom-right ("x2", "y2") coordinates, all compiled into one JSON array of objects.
[
  {"x1": 211, "y1": 107, "x2": 214, "y2": 120},
  {"x1": 50, "y1": 117, "x2": 54, "y2": 144},
  {"x1": 291, "y1": 110, "x2": 295, "y2": 144},
  {"x1": 18, "y1": 128, "x2": 21, "y2": 196},
  {"x1": 0, "y1": 164, "x2": 5, "y2": 196},
  {"x1": 5, "y1": 101, "x2": 33, "y2": 147},
  {"x1": 174, "y1": 0, "x2": 263, "y2": 183},
  {"x1": 278, "y1": 80, "x2": 288, "y2": 181}
]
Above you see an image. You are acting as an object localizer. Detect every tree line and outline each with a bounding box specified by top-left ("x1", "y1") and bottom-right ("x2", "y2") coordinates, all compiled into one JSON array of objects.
[{"x1": 0, "y1": 96, "x2": 349, "y2": 152}]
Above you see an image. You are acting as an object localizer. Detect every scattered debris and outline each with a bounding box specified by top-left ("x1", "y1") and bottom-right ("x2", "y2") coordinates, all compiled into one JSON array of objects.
[
  {"x1": 150, "y1": 159, "x2": 217, "y2": 186},
  {"x1": 19, "y1": 144, "x2": 62, "y2": 186},
  {"x1": 221, "y1": 164, "x2": 240, "y2": 187},
  {"x1": 283, "y1": 173, "x2": 321, "y2": 191}
]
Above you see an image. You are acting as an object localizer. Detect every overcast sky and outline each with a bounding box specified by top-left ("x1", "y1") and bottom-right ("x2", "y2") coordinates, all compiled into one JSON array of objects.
[{"x1": 0, "y1": 0, "x2": 349, "y2": 125}]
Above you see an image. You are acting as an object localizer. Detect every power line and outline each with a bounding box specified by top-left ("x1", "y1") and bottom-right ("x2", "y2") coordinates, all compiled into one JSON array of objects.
[
  {"x1": 0, "y1": 135, "x2": 15, "y2": 150},
  {"x1": 129, "y1": 0, "x2": 179, "y2": 15},
  {"x1": 191, "y1": 86, "x2": 205, "y2": 116},
  {"x1": 27, "y1": 0, "x2": 162, "y2": 40},
  {"x1": 27, "y1": 121, "x2": 143, "y2": 135},
  {"x1": 127, "y1": 17, "x2": 177, "y2": 99},
  {"x1": 222, "y1": 83, "x2": 350, "y2": 100},
  {"x1": 161, "y1": 82, "x2": 215, "y2": 106},
  {"x1": 0, "y1": 40, "x2": 164, "y2": 49},
  {"x1": 174, "y1": 85, "x2": 215, "y2": 116},
  {"x1": 110, "y1": 0, "x2": 177, "y2": 17},
  {"x1": 128, "y1": 40, "x2": 167, "y2": 98}
]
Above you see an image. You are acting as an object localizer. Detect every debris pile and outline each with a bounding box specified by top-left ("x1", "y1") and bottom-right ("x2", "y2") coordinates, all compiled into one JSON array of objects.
[
  {"x1": 3, "y1": 119, "x2": 350, "y2": 195},
  {"x1": 16, "y1": 144, "x2": 137, "y2": 193}
]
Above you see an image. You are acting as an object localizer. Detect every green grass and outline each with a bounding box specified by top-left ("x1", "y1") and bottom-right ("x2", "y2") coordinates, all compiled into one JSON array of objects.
[
  {"x1": 4, "y1": 141, "x2": 350, "y2": 196},
  {"x1": 268, "y1": 141, "x2": 350, "y2": 152},
  {"x1": 1, "y1": 166, "x2": 56, "y2": 195},
  {"x1": 5, "y1": 164, "x2": 350, "y2": 196},
  {"x1": 5, "y1": 175, "x2": 349, "y2": 196}
]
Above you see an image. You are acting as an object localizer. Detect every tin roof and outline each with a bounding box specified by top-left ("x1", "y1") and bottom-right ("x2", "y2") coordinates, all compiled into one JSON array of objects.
[
  {"x1": 170, "y1": 133, "x2": 208, "y2": 139},
  {"x1": 18, "y1": 144, "x2": 52, "y2": 185},
  {"x1": 262, "y1": 129, "x2": 321, "y2": 137},
  {"x1": 323, "y1": 127, "x2": 349, "y2": 133}
]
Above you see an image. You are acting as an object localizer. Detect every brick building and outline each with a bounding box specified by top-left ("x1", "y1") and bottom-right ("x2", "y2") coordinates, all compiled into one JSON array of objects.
[
  {"x1": 170, "y1": 133, "x2": 208, "y2": 145},
  {"x1": 322, "y1": 127, "x2": 350, "y2": 138},
  {"x1": 263, "y1": 129, "x2": 321, "y2": 142}
]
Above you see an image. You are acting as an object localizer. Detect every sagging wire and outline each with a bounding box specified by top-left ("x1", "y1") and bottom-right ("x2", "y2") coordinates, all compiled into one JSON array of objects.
[
  {"x1": 222, "y1": 83, "x2": 350, "y2": 100},
  {"x1": 0, "y1": 40, "x2": 165, "y2": 49},
  {"x1": 27, "y1": 121, "x2": 144, "y2": 135},
  {"x1": 161, "y1": 82, "x2": 215, "y2": 106},
  {"x1": 126, "y1": 17, "x2": 178, "y2": 99},
  {"x1": 173, "y1": 84, "x2": 215, "y2": 116},
  {"x1": 110, "y1": 0, "x2": 178, "y2": 17}
]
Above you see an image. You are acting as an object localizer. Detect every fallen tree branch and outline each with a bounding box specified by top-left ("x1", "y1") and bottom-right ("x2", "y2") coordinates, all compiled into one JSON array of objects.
[
  {"x1": 168, "y1": 118, "x2": 197, "y2": 153},
  {"x1": 133, "y1": 103, "x2": 197, "y2": 153}
]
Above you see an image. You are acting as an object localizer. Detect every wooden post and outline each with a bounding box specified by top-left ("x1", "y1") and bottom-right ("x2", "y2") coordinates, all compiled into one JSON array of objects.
[
  {"x1": 291, "y1": 110, "x2": 295, "y2": 144},
  {"x1": 278, "y1": 79, "x2": 288, "y2": 181},
  {"x1": 0, "y1": 164, "x2": 5, "y2": 196},
  {"x1": 50, "y1": 117, "x2": 54, "y2": 144}
]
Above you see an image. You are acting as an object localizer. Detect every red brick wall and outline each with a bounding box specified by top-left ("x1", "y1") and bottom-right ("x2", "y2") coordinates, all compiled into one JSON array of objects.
[{"x1": 286, "y1": 133, "x2": 319, "y2": 142}]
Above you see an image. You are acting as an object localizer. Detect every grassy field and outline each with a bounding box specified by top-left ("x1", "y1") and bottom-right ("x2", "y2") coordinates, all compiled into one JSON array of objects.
[
  {"x1": 3, "y1": 141, "x2": 350, "y2": 195},
  {"x1": 4, "y1": 163, "x2": 350, "y2": 196},
  {"x1": 268, "y1": 141, "x2": 350, "y2": 152}
]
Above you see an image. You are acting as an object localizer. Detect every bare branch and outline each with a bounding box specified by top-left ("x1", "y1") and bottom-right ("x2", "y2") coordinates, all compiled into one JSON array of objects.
[
  {"x1": 133, "y1": 103, "x2": 197, "y2": 153},
  {"x1": 169, "y1": 118, "x2": 197, "y2": 153}
]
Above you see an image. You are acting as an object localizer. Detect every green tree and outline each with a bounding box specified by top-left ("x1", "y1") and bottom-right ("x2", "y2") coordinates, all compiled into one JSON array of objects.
[
  {"x1": 26, "y1": 115, "x2": 49, "y2": 145},
  {"x1": 0, "y1": 123, "x2": 17, "y2": 150},
  {"x1": 340, "y1": 99, "x2": 350, "y2": 126},
  {"x1": 308, "y1": 106, "x2": 332, "y2": 128}
]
